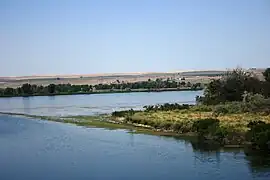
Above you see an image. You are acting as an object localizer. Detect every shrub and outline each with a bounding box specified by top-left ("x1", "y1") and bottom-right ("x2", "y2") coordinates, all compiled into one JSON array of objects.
[
  {"x1": 211, "y1": 97, "x2": 270, "y2": 115},
  {"x1": 112, "y1": 109, "x2": 139, "y2": 117},
  {"x1": 192, "y1": 118, "x2": 220, "y2": 135},
  {"x1": 158, "y1": 121, "x2": 173, "y2": 130},
  {"x1": 212, "y1": 102, "x2": 242, "y2": 115},
  {"x1": 198, "y1": 68, "x2": 270, "y2": 105},
  {"x1": 246, "y1": 121, "x2": 270, "y2": 150},
  {"x1": 192, "y1": 119, "x2": 234, "y2": 144},
  {"x1": 214, "y1": 126, "x2": 229, "y2": 138},
  {"x1": 191, "y1": 105, "x2": 213, "y2": 112},
  {"x1": 171, "y1": 122, "x2": 184, "y2": 132},
  {"x1": 143, "y1": 103, "x2": 191, "y2": 112},
  {"x1": 247, "y1": 120, "x2": 266, "y2": 128},
  {"x1": 213, "y1": 105, "x2": 229, "y2": 115}
]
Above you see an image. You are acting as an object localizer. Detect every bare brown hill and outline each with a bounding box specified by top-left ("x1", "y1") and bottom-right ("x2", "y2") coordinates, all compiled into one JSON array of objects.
[{"x1": 0, "y1": 69, "x2": 264, "y2": 88}]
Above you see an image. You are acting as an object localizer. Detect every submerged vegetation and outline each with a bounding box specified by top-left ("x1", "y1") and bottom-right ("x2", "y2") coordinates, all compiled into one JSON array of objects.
[{"x1": 0, "y1": 78, "x2": 203, "y2": 97}]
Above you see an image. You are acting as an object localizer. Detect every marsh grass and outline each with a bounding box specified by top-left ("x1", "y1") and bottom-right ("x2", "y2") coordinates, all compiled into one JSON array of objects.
[{"x1": 125, "y1": 110, "x2": 270, "y2": 133}]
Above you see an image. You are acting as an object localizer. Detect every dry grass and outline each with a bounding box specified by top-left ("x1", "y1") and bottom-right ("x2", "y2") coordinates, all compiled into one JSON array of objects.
[{"x1": 129, "y1": 110, "x2": 270, "y2": 132}]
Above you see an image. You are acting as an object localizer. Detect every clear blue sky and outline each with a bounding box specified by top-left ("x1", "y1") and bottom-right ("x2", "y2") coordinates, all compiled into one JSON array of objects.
[{"x1": 0, "y1": 0, "x2": 270, "y2": 76}]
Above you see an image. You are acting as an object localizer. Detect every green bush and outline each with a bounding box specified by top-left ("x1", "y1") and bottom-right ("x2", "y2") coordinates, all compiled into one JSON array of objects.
[
  {"x1": 210, "y1": 96, "x2": 270, "y2": 115},
  {"x1": 171, "y1": 122, "x2": 184, "y2": 132},
  {"x1": 191, "y1": 105, "x2": 213, "y2": 112},
  {"x1": 144, "y1": 103, "x2": 191, "y2": 112},
  {"x1": 198, "y1": 68, "x2": 270, "y2": 105},
  {"x1": 214, "y1": 126, "x2": 229, "y2": 139},
  {"x1": 192, "y1": 118, "x2": 220, "y2": 134},
  {"x1": 112, "y1": 109, "x2": 140, "y2": 117},
  {"x1": 246, "y1": 121, "x2": 270, "y2": 150},
  {"x1": 212, "y1": 102, "x2": 242, "y2": 115},
  {"x1": 213, "y1": 105, "x2": 229, "y2": 115},
  {"x1": 158, "y1": 121, "x2": 173, "y2": 130}
]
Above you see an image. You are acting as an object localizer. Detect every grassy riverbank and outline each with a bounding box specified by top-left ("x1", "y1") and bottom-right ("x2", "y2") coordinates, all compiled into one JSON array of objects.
[
  {"x1": 0, "y1": 112, "x2": 163, "y2": 134},
  {"x1": 110, "y1": 102, "x2": 270, "y2": 148},
  {"x1": 1, "y1": 102, "x2": 270, "y2": 149}
]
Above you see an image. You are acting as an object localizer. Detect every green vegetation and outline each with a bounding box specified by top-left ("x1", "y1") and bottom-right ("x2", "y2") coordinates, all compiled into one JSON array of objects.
[
  {"x1": 0, "y1": 78, "x2": 203, "y2": 97},
  {"x1": 2, "y1": 68, "x2": 270, "y2": 151},
  {"x1": 196, "y1": 68, "x2": 270, "y2": 105},
  {"x1": 111, "y1": 103, "x2": 270, "y2": 148},
  {"x1": 111, "y1": 68, "x2": 270, "y2": 151},
  {"x1": 246, "y1": 121, "x2": 270, "y2": 151},
  {"x1": 143, "y1": 103, "x2": 191, "y2": 111}
]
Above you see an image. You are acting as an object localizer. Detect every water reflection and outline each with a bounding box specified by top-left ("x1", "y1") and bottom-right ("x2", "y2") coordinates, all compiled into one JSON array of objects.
[
  {"x1": 129, "y1": 133, "x2": 135, "y2": 147},
  {"x1": 22, "y1": 97, "x2": 30, "y2": 114},
  {"x1": 190, "y1": 139, "x2": 270, "y2": 178},
  {"x1": 161, "y1": 134, "x2": 270, "y2": 178},
  {"x1": 1, "y1": 115, "x2": 270, "y2": 180},
  {"x1": 48, "y1": 96, "x2": 56, "y2": 114},
  {"x1": 245, "y1": 149, "x2": 270, "y2": 177}
]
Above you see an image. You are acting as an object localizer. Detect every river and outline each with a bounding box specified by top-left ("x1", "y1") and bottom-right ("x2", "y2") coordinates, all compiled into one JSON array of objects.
[
  {"x1": 0, "y1": 91, "x2": 270, "y2": 180},
  {"x1": 0, "y1": 91, "x2": 203, "y2": 116}
]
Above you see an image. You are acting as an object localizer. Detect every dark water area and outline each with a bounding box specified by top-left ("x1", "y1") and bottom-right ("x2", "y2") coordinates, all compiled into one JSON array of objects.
[
  {"x1": 0, "y1": 91, "x2": 203, "y2": 116},
  {"x1": 1, "y1": 115, "x2": 270, "y2": 180}
]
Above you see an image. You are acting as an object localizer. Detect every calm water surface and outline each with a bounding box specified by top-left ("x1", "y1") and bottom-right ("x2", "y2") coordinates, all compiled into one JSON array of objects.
[
  {"x1": 0, "y1": 91, "x2": 202, "y2": 116},
  {"x1": 0, "y1": 115, "x2": 270, "y2": 180},
  {"x1": 1, "y1": 91, "x2": 270, "y2": 180}
]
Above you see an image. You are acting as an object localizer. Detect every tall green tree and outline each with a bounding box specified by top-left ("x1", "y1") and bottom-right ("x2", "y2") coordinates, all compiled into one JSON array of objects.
[
  {"x1": 21, "y1": 83, "x2": 33, "y2": 95},
  {"x1": 48, "y1": 84, "x2": 56, "y2": 94},
  {"x1": 198, "y1": 68, "x2": 260, "y2": 105},
  {"x1": 263, "y1": 68, "x2": 270, "y2": 82}
]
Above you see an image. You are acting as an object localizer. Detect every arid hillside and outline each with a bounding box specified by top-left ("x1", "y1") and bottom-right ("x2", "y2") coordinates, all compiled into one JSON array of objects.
[{"x1": 0, "y1": 69, "x2": 264, "y2": 88}]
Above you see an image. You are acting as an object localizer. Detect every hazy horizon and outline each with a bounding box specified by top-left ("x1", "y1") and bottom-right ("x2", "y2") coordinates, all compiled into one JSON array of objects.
[{"x1": 1, "y1": 0, "x2": 270, "y2": 76}]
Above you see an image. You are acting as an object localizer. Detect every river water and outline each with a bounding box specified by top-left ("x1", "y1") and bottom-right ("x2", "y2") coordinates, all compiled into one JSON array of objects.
[
  {"x1": 0, "y1": 91, "x2": 203, "y2": 116},
  {"x1": 0, "y1": 91, "x2": 270, "y2": 180}
]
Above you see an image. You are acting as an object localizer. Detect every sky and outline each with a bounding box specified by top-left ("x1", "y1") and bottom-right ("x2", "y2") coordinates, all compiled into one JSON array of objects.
[{"x1": 0, "y1": 0, "x2": 270, "y2": 76}]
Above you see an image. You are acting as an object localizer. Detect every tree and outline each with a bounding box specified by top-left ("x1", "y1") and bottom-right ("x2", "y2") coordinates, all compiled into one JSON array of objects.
[
  {"x1": 17, "y1": 87, "x2": 22, "y2": 95},
  {"x1": 4, "y1": 87, "x2": 15, "y2": 96},
  {"x1": 263, "y1": 68, "x2": 270, "y2": 82},
  {"x1": 198, "y1": 68, "x2": 257, "y2": 105},
  {"x1": 180, "y1": 81, "x2": 186, "y2": 86},
  {"x1": 0, "y1": 88, "x2": 4, "y2": 95},
  {"x1": 21, "y1": 83, "x2": 33, "y2": 95},
  {"x1": 48, "y1": 84, "x2": 56, "y2": 94}
]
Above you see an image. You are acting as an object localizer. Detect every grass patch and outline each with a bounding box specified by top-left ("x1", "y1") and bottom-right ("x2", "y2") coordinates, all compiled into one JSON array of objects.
[
  {"x1": 116, "y1": 108, "x2": 270, "y2": 148},
  {"x1": 127, "y1": 110, "x2": 270, "y2": 132}
]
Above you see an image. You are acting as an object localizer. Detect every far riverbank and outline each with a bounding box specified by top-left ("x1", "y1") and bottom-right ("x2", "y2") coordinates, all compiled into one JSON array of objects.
[{"x1": 0, "y1": 87, "x2": 203, "y2": 98}]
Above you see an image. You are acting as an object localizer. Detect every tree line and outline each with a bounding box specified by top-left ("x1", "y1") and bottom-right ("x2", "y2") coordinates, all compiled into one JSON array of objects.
[
  {"x1": 196, "y1": 68, "x2": 270, "y2": 151},
  {"x1": 197, "y1": 68, "x2": 270, "y2": 105},
  {"x1": 0, "y1": 78, "x2": 202, "y2": 97}
]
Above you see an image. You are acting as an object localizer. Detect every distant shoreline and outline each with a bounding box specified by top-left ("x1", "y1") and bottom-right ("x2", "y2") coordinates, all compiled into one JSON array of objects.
[
  {"x1": 0, "y1": 70, "x2": 228, "y2": 80},
  {"x1": 0, "y1": 87, "x2": 203, "y2": 98}
]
